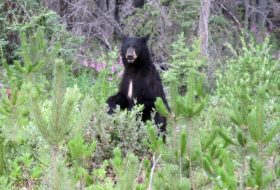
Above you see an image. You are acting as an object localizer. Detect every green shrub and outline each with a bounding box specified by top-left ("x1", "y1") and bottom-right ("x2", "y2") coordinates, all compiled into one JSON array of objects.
[
  {"x1": 163, "y1": 33, "x2": 206, "y2": 95},
  {"x1": 217, "y1": 35, "x2": 280, "y2": 99},
  {"x1": 86, "y1": 104, "x2": 149, "y2": 165}
]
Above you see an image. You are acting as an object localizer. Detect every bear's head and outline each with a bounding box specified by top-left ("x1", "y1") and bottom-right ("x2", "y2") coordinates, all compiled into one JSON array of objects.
[{"x1": 121, "y1": 35, "x2": 150, "y2": 67}]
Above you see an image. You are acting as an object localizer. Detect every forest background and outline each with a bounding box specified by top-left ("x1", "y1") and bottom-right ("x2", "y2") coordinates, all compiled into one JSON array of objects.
[{"x1": 0, "y1": 0, "x2": 280, "y2": 189}]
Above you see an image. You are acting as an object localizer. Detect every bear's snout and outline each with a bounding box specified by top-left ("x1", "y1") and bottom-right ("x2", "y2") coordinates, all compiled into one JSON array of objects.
[{"x1": 126, "y1": 47, "x2": 137, "y2": 63}]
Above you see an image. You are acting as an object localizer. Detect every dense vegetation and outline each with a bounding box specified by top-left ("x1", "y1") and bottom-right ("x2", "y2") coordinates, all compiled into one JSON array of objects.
[{"x1": 0, "y1": 0, "x2": 280, "y2": 189}]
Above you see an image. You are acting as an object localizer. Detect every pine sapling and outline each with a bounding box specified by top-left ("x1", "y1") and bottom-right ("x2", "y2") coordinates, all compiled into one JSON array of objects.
[
  {"x1": 30, "y1": 59, "x2": 94, "y2": 189},
  {"x1": 171, "y1": 69, "x2": 207, "y2": 189}
]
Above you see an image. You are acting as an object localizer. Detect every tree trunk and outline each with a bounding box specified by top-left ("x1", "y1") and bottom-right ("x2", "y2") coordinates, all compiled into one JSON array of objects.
[
  {"x1": 198, "y1": 0, "x2": 211, "y2": 57},
  {"x1": 256, "y1": 0, "x2": 267, "y2": 28},
  {"x1": 199, "y1": 0, "x2": 215, "y2": 90},
  {"x1": 257, "y1": 0, "x2": 268, "y2": 41},
  {"x1": 96, "y1": 0, "x2": 116, "y2": 48},
  {"x1": 250, "y1": 0, "x2": 257, "y2": 30},
  {"x1": 244, "y1": 0, "x2": 250, "y2": 29}
]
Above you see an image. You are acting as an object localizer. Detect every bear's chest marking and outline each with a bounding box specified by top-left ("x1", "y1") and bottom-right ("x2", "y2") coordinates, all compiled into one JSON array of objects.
[{"x1": 128, "y1": 79, "x2": 133, "y2": 99}]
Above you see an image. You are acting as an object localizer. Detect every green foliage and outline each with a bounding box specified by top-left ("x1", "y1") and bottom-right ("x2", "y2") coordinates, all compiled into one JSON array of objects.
[
  {"x1": 0, "y1": 29, "x2": 55, "y2": 142},
  {"x1": 169, "y1": 0, "x2": 200, "y2": 31},
  {"x1": 155, "y1": 39, "x2": 208, "y2": 189},
  {"x1": 41, "y1": 156, "x2": 75, "y2": 190},
  {"x1": 163, "y1": 33, "x2": 206, "y2": 91},
  {"x1": 180, "y1": 131, "x2": 187, "y2": 158},
  {"x1": 30, "y1": 59, "x2": 80, "y2": 145},
  {"x1": 228, "y1": 83, "x2": 280, "y2": 145},
  {"x1": 155, "y1": 97, "x2": 169, "y2": 118},
  {"x1": 145, "y1": 121, "x2": 164, "y2": 153},
  {"x1": 112, "y1": 148, "x2": 140, "y2": 190},
  {"x1": 172, "y1": 69, "x2": 207, "y2": 118},
  {"x1": 202, "y1": 146, "x2": 238, "y2": 189},
  {"x1": 247, "y1": 158, "x2": 273, "y2": 189},
  {"x1": 1, "y1": 5, "x2": 83, "y2": 63},
  {"x1": 218, "y1": 34, "x2": 280, "y2": 98},
  {"x1": 87, "y1": 104, "x2": 148, "y2": 164},
  {"x1": 216, "y1": 34, "x2": 280, "y2": 189},
  {"x1": 228, "y1": 83, "x2": 251, "y2": 127},
  {"x1": 248, "y1": 89, "x2": 265, "y2": 143},
  {"x1": 123, "y1": 0, "x2": 199, "y2": 36},
  {"x1": 89, "y1": 160, "x2": 114, "y2": 190},
  {"x1": 12, "y1": 28, "x2": 60, "y2": 79},
  {"x1": 224, "y1": 84, "x2": 279, "y2": 188},
  {"x1": 91, "y1": 48, "x2": 120, "y2": 104},
  {"x1": 0, "y1": 82, "x2": 30, "y2": 142},
  {"x1": 0, "y1": 1, "x2": 41, "y2": 61},
  {"x1": 1, "y1": 8, "x2": 280, "y2": 189},
  {"x1": 123, "y1": 3, "x2": 161, "y2": 36},
  {"x1": 210, "y1": 15, "x2": 230, "y2": 26},
  {"x1": 153, "y1": 164, "x2": 191, "y2": 190},
  {"x1": 149, "y1": 69, "x2": 208, "y2": 189},
  {"x1": 67, "y1": 135, "x2": 96, "y2": 186},
  {"x1": 0, "y1": 176, "x2": 13, "y2": 190},
  {"x1": 15, "y1": 29, "x2": 47, "y2": 76},
  {"x1": 68, "y1": 135, "x2": 96, "y2": 166},
  {"x1": 0, "y1": 137, "x2": 4, "y2": 175},
  {"x1": 7, "y1": 152, "x2": 43, "y2": 187}
]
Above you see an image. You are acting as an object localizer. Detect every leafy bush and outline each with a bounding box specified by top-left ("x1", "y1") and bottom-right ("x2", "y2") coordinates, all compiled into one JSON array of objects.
[
  {"x1": 218, "y1": 34, "x2": 280, "y2": 99},
  {"x1": 213, "y1": 34, "x2": 280, "y2": 189},
  {"x1": 163, "y1": 33, "x2": 206, "y2": 94},
  {"x1": 0, "y1": 2, "x2": 83, "y2": 65},
  {"x1": 86, "y1": 104, "x2": 149, "y2": 165}
]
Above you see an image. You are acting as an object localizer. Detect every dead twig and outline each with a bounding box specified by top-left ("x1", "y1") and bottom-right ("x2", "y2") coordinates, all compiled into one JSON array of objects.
[{"x1": 148, "y1": 154, "x2": 161, "y2": 190}]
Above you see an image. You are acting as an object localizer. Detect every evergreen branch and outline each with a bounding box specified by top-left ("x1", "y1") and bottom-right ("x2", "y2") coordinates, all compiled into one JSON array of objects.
[
  {"x1": 30, "y1": 99, "x2": 51, "y2": 144},
  {"x1": 74, "y1": 96, "x2": 94, "y2": 135},
  {"x1": 50, "y1": 59, "x2": 66, "y2": 144}
]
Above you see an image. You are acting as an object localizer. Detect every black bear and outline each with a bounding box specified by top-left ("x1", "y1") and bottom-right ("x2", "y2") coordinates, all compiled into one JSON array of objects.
[{"x1": 106, "y1": 35, "x2": 170, "y2": 139}]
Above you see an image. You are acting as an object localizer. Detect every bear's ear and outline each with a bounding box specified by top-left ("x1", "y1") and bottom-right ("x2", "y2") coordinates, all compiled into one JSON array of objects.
[{"x1": 142, "y1": 34, "x2": 150, "y2": 43}]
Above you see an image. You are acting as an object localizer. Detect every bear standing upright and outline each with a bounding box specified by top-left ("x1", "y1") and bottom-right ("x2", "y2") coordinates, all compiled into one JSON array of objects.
[{"x1": 106, "y1": 35, "x2": 170, "y2": 139}]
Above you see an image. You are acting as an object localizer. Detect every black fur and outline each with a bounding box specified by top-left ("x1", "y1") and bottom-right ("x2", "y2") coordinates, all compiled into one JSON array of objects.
[{"x1": 106, "y1": 35, "x2": 170, "y2": 139}]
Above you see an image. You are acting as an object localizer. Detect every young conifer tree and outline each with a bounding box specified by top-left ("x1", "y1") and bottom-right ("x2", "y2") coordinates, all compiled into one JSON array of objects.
[{"x1": 30, "y1": 59, "x2": 94, "y2": 189}]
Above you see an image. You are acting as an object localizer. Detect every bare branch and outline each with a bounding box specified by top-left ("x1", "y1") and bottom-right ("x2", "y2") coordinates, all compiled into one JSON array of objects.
[{"x1": 148, "y1": 155, "x2": 161, "y2": 190}]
